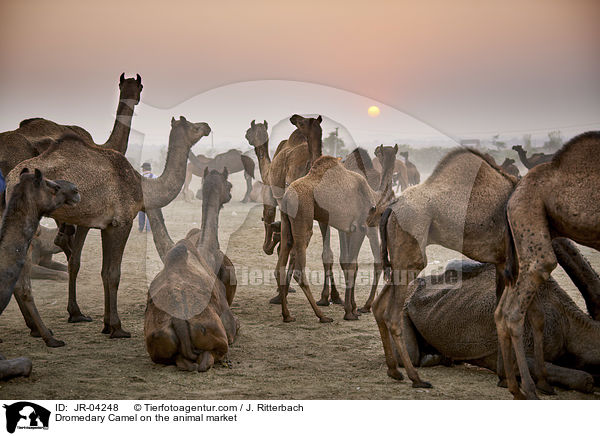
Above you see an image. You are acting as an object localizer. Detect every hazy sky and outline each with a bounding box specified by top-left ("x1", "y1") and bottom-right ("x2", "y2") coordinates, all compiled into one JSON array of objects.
[{"x1": 1, "y1": 0, "x2": 599, "y2": 149}]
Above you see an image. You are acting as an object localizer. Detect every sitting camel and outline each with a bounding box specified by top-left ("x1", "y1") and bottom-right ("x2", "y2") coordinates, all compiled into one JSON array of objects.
[
  {"x1": 401, "y1": 259, "x2": 600, "y2": 394},
  {"x1": 145, "y1": 168, "x2": 238, "y2": 372},
  {"x1": 0, "y1": 168, "x2": 80, "y2": 380},
  {"x1": 498, "y1": 131, "x2": 600, "y2": 399},
  {"x1": 399, "y1": 151, "x2": 420, "y2": 186},
  {"x1": 500, "y1": 157, "x2": 520, "y2": 178},
  {"x1": 512, "y1": 145, "x2": 553, "y2": 170},
  {"x1": 183, "y1": 149, "x2": 255, "y2": 202},
  {"x1": 5, "y1": 117, "x2": 210, "y2": 347},
  {"x1": 276, "y1": 154, "x2": 396, "y2": 322},
  {"x1": 30, "y1": 225, "x2": 68, "y2": 281}
]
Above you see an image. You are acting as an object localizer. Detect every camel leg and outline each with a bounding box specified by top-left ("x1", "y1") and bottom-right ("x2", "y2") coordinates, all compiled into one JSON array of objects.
[
  {"x1": 317, "y1": 223, "x2": 342, "y2": 306},
  {"x1": 536, "y1": 360, "x2": 594, "y2": 393},
  {"x1": 241, "y1": 170, "x2": 252, "y2": 203},
  {"x1": 30, "y1": 264, "x2": 68, "y2": 281},
  {"x1": 54, "y1": 222, "x2": 75, "y2": 260},
  {"x1": 0, "y1": 357, "x2": 32, "y2": 381},
  {"x1": 269, "y1": 252, "x2": 296, "y2": 304},
  {"x1": 67, "y1": 226, "x2": 92, "y2": 323},
  {"x1": 528, "y1": 295, "x2": 555, "y2": 395},
  {"x1": 38, "y1": 254, "x2": 68, "y2": 272},
  {"x1": 373, "y1": 284, "x2": 404, "y2": 380},
  {"x1": 494, "y1": 265, "x2": 507, "y2": 387},
  {"x1": 340, "y1": 229, "x2": 366, "y2": 320},
  {"x1": 359, "y1": 226, "x2": 382, "y2": 313},
  {"x1": 13, "y1": 256, "x2": 65, "y2": 347},
  {"x1": 100, "y1": 224, "x2": 132, "y2": 338},
  {"x1": 276, "y1": 213, "x2": 295, "y2": 322}
]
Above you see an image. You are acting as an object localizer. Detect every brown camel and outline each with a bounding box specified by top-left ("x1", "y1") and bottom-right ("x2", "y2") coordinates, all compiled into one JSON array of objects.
[
  {"x1": 500, "y1": 157, "x2": 520, "y2": 178},
  {"x1": 145, "y1": 168, "x2": 238, "y2": 372},
  {"x1": 399, "y1": 151, "x2": 420, "y2": 186},
  {"x1": 372, "y1": 148, "x2": 518, "y2": 388},
  {"x1": 183, "y1": 149, "x2": 255, "y2": 202},
  {"x1": 498, "y1": 131, "x2": 600, "y2": 399},
  {"x1": 276, "y1": 154, "x2": 396, "y2": 322},
  {"x1": 374, "y1": 147, "x2": 409, "y2": 192},
  {"x1": 401, "y1": 258, "x2": 600, "y2": 393},
  {"x1": 511, "y1": 144, "x2": 553, "y2": 170},
  {"x1": 0, "y1": 169, "x2": 80, "y2": 380},
  {"x1": 6, "y1": 117, "x2": 210, "y2": 347},
  {"x1": 30, "y1": 225, "x2": 68, "y2": 281}
]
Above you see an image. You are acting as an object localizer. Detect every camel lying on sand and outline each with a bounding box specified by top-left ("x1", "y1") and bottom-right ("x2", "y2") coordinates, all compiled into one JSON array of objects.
[
  {"x1": 500, "y1": 157, "x2": 520, "y2": 178},
  {"x1": 401, "y1": 259, "x2": 600, "y2": 394},
  {"x1": 0, "y1": 168, "x2": 80, "y2": 380},
  {"x1": 145, "y1": 168, "x2": 238, "y2": 372},
  {"x1": 30, "y1": 225, "x2": 68, "y2": 281},
  {"x1": 498, "y1": 131, "x2": 600, "y2": 399}
]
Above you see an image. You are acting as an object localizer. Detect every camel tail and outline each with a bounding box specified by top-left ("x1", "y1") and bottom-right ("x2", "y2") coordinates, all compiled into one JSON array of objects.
[
  {"x1": 241, "y1": 155, "x2": 255, "y2": 179},
  {"x1": 171, "y1": 318, "x2": 199, "y2": 362},
  {"x1": 380, "y1": 207, "x2": 393, "y2": 280},
  {"x1": 503, "y1": 207, "x2": 519, "y2": 287}
]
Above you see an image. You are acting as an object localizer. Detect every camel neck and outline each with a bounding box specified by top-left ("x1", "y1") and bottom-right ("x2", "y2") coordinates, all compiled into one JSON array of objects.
[
  {"x1": 307, "y1": 134, "x2": 322, "y2": 164},
  {"x1": 103, "y1": 99, "x2": 136, "y2": 154},
  {"x1": 253, "y1": 141, "x2": 271, "y2": 181},
  {"x1": 566, "y1": 312, "x2": 600, "y2": 365},
  {"x1": 199, "y1": 197, "x2": 220, "y2": 253},
  {"x1": 515, "y1": 149, "x2": 531, "y2": 168}
]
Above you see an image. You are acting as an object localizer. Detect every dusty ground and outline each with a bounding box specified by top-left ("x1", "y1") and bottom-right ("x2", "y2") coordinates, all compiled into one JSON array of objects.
[{"x1": 1, "y1": 173, "x2": 598, "y2": 400}]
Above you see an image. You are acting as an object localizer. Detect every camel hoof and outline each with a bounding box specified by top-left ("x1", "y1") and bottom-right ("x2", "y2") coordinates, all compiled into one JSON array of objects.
[
  {"x1": 330, "y1": 297, "x2": 344, "y2": 305},
  {"x1": 101, "y1": 324, "x2": 111, "y2": 334},
  {"x1": 344, "y1": 312, "x2": 360, "y2": 321},
  {"x1": 45, "y1": 337, "x2": 66, "y2": 348},
  {"x1": 387, "y1": 368, "x2": 404, "y2": 380},
  {"x1": 30, "y1": 328, "x2": 53, "y2": 338},
  {"x1": 319, "y1": 316, "x2": 334, "y2": 323},
  {"x1": 109, "y1": 328, "x2": 131, "y2": 339},
  {"x1": 358, "y1": 306, "x2": 371, "y2": 313},
  {"x1": 536, "y1": 380, "x2": 556, "y2": 395},
  {"x1": 283, "y1": 316, "x2": 296, "y2": 323},
  {"x1": 68, "y1": 314, "x2": 92, "y2": 323},
  {"x1": 269, "y1": 295, "x2": 282, "y2": 305},
  {"x1": 316, "y1": 298, "x2": 330, "y2": 307},
  {"x1": 412, "y1": 380, "x2": 432, "y2": 389}
]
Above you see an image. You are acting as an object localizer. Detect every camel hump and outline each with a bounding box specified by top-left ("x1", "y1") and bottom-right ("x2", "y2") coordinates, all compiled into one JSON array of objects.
[
  {"x1": 18, "y1": 117, "x2": 44, "y2": 128},
  {"x1": 345, "y1": 148, "x2": 374, "y2": 171},
  {"x1": 308, "y1": 155, "x2": 340, "y2": 176},
  {"x1": 165, "y1": 243, "x2": 189, "y2": 266},
  {"x1": 552, "y1": 131, "x2": 600, "y2": 165},
  {"x1": 240, "y1": 154, "x2": 255, "y2": 179}
]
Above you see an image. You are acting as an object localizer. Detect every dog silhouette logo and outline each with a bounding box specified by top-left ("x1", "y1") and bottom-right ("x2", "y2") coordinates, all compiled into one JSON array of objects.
[{"x1": 3, "y1": 402, "x2": 50, "y2": 433}]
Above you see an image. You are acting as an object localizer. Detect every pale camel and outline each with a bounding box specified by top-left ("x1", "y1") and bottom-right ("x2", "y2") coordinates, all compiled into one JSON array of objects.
[
  {"x1": 399, "y1": 151, "x2": 420, "y2": 186},
  {"x1": 372, "y1": 148, "x2": 517, "y2": 388},
  {"x1": 498, "y1": 131, "x2": 600, "y2": 399},
  {"x1": 402, "y1": 258, "x2": 600, "y2": 393},
  {"x1": 30, "y1": 225, "x2": 68, "y2": 281},
  {"x1": 145, "y1": 168, "x2": 238, "y2": 372},
  {"x1": 0, "y1": 169, "x2": 80, "y2": 380},
  {"x1": 276, "y1": 154, "x2": 396, "y2": 322},
  {"x1": 500, "y1": 157, "x2": 520, "y2": 178},
  {"x1": 6, "y1": 117, "x2": 210, "y2": 347},
  {"x1": 511, "y1": 145, "x2": 553, "y2": 170},
  {"x1": 374, "y1": 148, "x2": 409, "y2": 192}
]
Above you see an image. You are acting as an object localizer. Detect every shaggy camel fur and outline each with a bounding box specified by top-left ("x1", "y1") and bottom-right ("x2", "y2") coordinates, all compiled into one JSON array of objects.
[
  {"x1": 145, "y1": 169, "x2": 238, "y2": 372},
  {"x1": 500, "y1": 158, "x2": 520, "y2": 178},
  {"x1": 6, "y1": 117, "x2": 210, "y2": 346},
  {"x1": 399, "y1": 151, "x2": 420, "y2": 186},
  {"x1": 402, "y1": 259, "x2": 600, "y2": 393},
  {"x1": 183, "y1": 149, "x2": 255, "y2": 202},
  {"x1": 511, "y1": 145, "x2": 553, "y2": 170},
  {"x1": 373, "y1": 148, "x2": 518, "y2": 388},
  {"x1": 277, "y1": 154, "x2": 396, "y2": 322},
  {"x1": 0, "y1": 169, "x2": 80, "y2": 379},
  {"x1": 498, "y1": 131, "x2": 600, "y2": 399}
]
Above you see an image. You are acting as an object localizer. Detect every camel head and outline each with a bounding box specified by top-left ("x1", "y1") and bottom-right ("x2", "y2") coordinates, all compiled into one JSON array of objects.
[
  {"x1": 289, "y1": 114, "x2": 323, "y2": 139},
  {"x1": 202, "y1": 167, "x2": 232, "y2": 207},
  {"x1": 245, "y1": 120, "x2": 269, "y2": 147},
  {"x1": 375, "y1": 144, "x2": 399, "y2": 164},
  {"x1": 512, "y1": 144, "x2": 524, "y2": 153},
  {"x1": 502, "y1": 157, "x2": 515, "y2": 165},
  {"x1": 170, "y1": 116, "x2": 211, "y2": 148},
  {"x1": 13, "y1": 168, "x2": 81, "y2": 216},
  {"x1": 118, "y1": 73, "x2": 143, "y2": 105}
]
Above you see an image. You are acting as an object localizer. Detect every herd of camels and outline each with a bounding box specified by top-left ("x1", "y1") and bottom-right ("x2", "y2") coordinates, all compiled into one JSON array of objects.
[{"x1": 0, "y1": 73, "x2": 598, "y2": 400}]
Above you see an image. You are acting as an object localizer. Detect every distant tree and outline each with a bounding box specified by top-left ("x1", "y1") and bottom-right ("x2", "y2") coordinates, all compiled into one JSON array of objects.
[
  {"x1": 323, "y1": 128, "x2": 347, "y2": 157},
  {"x1": 491, "y1": 134, "x2": 506, "y2": 150},
  {"x1": 544, "y1": 130, "x2": 563, "y2": 151},
  {"x1": 522, "y1": 133, "x2": 532, "y2": 150}
]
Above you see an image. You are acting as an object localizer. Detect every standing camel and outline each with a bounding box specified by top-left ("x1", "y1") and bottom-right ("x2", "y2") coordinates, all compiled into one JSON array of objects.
[
  {"x1": 0, "y1": 169, "x2": 80, "y2": 380},
  {"x1": 276, "y1": 153, "x2": 396, "y2": 322},
  {"x1": 399, "y1": 151, "x2": 420, "y2": 186},
  {"x1": 6, "y1": 117, "x2": 210, "y2": 346},
  {"x1": 511, "y1": 145, "x2": 553, "y2": 169},
  {"x1": 183, "y1": 149, "x2": 255, "y2": 202},
  {"x1": 145, "y1": 168, "x2": 238, "y2": 372},
  {"x1": 374, "y1": 147, "x2": 409, "y2": 192},
  {"x1": 498, "y1": 131, "x2": 600, "y2": 399}
]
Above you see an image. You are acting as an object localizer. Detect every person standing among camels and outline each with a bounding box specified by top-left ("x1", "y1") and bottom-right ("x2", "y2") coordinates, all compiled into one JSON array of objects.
[{"x1": 138, "y1": 162, "x2": 157, "y2": 233}]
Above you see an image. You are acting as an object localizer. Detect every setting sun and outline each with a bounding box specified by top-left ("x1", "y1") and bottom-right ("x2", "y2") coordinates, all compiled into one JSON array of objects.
[{"x1": 367, "y1": 105, "x2": 380, "y2": 117}]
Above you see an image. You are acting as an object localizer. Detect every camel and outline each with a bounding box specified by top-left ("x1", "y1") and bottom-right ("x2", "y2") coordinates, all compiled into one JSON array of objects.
[
  {"x1": 500, "y1": 157, "x2": 520, "y2": 178},
  {"x1": 343, "y1": 147, "x2": 383, "y2": 190},
  {"x1": 5, "y1": 117, "x2": 210, "y2": 347},
  {"x1": 145, "y1": 168, "x2": 238, "y2": 372},
  {"x1": 0, "y1": 168, "x2": 80, "y2": 380},
  {"x1": 30, "y1": 225, "x2": 68, "y2": 281},
  {"x1": 372, "y1": 148, "x2": 518, "y2": 388},
  {"x1": 401, "y1": 259, "x2": 600, "y2": 394},
  {"x1": 183, "y1": 149, "x2": 255, "y2": 202},
  {"x1": 249, "y1": 180, "x2": 264, "y2": 203},
  {"x1": 374, "y1": 148, "x2": 409, "y2": 192},
  {"x1": 399, "y1": 151, "x2": 420, "y2": 186},
  {"x1": 497, "y1": 131, "x2": 600, "y2": 399},
  {"x1": 511, "y1": 145, "x2": 553, "y2": 169},
  {"x1": 276, "y1": 153, "x2": 396, "y2": 322}
]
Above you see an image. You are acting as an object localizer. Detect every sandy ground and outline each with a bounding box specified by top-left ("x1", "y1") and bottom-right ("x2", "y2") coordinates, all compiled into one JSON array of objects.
[{"x1": 0, "y1": 172, "x2": 598, "y2": 400}]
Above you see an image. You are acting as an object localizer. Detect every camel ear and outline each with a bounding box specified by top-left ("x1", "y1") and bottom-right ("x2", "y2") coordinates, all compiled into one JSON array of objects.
[
  {"x1": 264, "y1": 120, "x2": 268, "y2": 129},
  {"x1": 394, "y1": 144, "x2": 398, "y2": 153},
  {"x1": 180, "y1": 116, "x2": 187, "y2": 122},
  {"x1": 222, "y1": 167, "x2": 228, "y2": 179},
  {"x1": 136, "y1": 74, "x2": 141, "y2": 84},
  {"x1": 316, "y1": 115, "x2": 322, "y2": 124},
  {"x1": 251, "y1": 120, "x2": 256, "y2": 128},
  {"x1": 171, "y1": 117, "x2": 176, "y2": 127},
  {"x1": 290, "y1": 114, "x2": 302, "y2": 127},
  {"x1": 203, "y1": 167, "x2": 209, "y2": 178},
  {"x1": 34, "y1": 168, "x2": 43, "y2": 186},
  {"x1": 119, "y1": 73, "x2": 125, "y2": 84}
]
